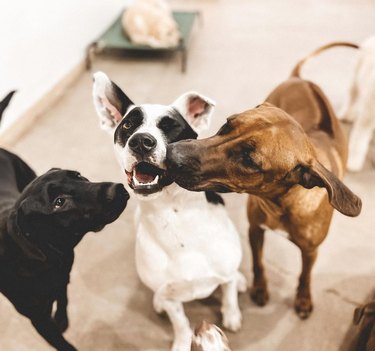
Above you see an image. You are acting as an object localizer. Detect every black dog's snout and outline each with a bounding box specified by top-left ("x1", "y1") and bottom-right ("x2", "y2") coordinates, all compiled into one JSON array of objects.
[
  {"x1": 128, "y1": 133, "x2": 157, "y2": 154},
  {"x1": 105, "y1": 183, "x2": 129, "y2": 202}
]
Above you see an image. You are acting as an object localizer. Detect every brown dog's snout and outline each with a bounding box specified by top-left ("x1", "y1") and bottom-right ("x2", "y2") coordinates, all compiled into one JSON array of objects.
[{"x1": 166, "y1": 141, "x2": 201, "y2": 176}]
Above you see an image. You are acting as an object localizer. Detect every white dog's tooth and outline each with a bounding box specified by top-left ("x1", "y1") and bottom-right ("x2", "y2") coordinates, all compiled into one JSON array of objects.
[
  {"x1": 151, "y1": 175, "x2": 159, "y2": 185},
  {"x1": 133, "y1": 174, "x2": 140, "y2": 186}
]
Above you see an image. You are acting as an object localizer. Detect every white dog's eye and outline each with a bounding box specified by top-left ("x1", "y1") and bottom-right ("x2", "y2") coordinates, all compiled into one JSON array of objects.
[
  {"x1": 123, "y1": 121, "x2": 132, "y2": 129},
  {"x1": 54, "y1": 197, "x2": 65, "y2": 209}
]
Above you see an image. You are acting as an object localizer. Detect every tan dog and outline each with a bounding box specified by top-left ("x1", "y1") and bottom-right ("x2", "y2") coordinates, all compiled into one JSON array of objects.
[
  {"x1": 191, "y1": 321, "x2": 231, "y2": 351},
  {"x1": 166, "y1": 52, "x2": 362, "y2": 319},
  {"x1": 340, "y1": 36, "x2": 375, "y2": 172},
  {"x1": 290, "y1": 39, "x2": 375, "y2": 172},
  {"x1": 122, "y1": 0, "x2": 180, "y2": 48}
]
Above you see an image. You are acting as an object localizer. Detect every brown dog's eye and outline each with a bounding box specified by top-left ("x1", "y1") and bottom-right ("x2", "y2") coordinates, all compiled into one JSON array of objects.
[
  {"x1": 243, "y1": 154, "x2": 257, "y2": 168},
  {"x1": 54, "y1": 198, "x2": 65, "y2": 209},
  {"x1": 241, "y1": 145, "x2": 259, "y2": 170}
]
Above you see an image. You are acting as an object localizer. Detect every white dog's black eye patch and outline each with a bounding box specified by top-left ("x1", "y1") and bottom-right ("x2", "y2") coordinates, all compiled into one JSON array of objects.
[
  {"x1": 114, "y1": 107, "x2": 144, "y2": 147},
  {"x1": 158, "y1": 108, "x2": 197, "y2": 143}
]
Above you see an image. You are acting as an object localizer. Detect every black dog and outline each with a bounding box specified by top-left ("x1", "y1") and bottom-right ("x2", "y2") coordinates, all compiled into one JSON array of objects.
[
  {"x1": 0, "y1": 148, "x2": 129, "y2": 350},
  {"x1": 0, "y1": 90, "x2": 16, "y2": 123}
]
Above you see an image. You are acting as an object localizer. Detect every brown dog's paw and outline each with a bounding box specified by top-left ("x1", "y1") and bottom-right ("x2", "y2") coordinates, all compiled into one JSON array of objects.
[
  {"x1": 294, "y1": 297, "x2": 313, "y2": 319},
  {"x1": 250, "y1": 286, "x2": 269, "y2": 306}
]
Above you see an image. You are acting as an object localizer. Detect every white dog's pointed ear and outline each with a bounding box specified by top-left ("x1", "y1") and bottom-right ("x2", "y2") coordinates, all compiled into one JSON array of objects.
[
  {"x1": 172, "y1": 92, "x2": 215, "y2": 133},
  {"x1": 92, "y1": 71, "x2": 134, "y2": 133}
]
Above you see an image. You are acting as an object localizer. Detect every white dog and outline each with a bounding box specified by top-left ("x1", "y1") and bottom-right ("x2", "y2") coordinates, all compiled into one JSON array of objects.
[
  {"x1": 122, "y1": 0, "x2": 180, "y2": 48},
  {"x1": 92, "y1": 72, "x2": 245, "y2": 351},
  {"x1": 340, "y1": 35, "x2": 375, "y2": 172}
]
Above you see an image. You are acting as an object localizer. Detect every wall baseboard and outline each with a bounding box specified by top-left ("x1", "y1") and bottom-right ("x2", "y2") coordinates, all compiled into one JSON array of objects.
[{"x1": 0, "y1": 59, "x2": 86, "y2": 148}]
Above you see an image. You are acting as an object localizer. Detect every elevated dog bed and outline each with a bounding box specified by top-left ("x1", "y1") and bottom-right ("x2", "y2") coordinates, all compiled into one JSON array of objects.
[{"x1": 86, "y1": 10, "x2": 200, "y2": 72}]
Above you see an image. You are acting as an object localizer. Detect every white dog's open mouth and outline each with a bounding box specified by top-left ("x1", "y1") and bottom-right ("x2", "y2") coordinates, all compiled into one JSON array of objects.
[{"x1": 126, "y1": 162, "x2": 170, "y2": 195}]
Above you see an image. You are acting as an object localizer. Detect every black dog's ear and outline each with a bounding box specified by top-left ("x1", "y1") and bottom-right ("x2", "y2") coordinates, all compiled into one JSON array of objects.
[
  {"x1": 92, "y1": 71, "x2": 134, "y2": 133},
  {"x1": 289, "y1": 161, "x2": 362, "y2": 217},
  {"x1": 0, "y1": 90, "x2": 16, "y2": 123},
  {"x1": 47, "y1": 168, "x2": 61, "y2": 173},
  {"x1": 7, "y1": 208, "x2": 46, "y2": 262}
]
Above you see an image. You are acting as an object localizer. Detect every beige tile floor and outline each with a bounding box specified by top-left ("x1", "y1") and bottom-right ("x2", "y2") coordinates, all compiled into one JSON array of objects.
[{"x1": 1, "y1": 1, "x2": 375, "y2": 350}]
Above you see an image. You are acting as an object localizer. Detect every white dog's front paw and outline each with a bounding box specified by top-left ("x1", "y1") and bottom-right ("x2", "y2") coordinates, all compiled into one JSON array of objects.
[
  {"x1": 222, "y1": 307, "x2": 242, "y2": 332},
  {"x1": 171, "y1": 330, "x2": 193, "y2": 351}
]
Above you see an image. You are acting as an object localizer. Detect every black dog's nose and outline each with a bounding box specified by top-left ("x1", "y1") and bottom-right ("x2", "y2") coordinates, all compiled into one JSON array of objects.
[
  {"x1": 128, "y1": 133, "x2": 157, "y2": 154},
  {"x1": 106, "y1": 183, "x2": 129, "y2": 202}
]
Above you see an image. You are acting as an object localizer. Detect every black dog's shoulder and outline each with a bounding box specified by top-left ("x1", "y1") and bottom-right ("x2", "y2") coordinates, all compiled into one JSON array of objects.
[
  {"x1": 205, "y1": 191, "x2": 225, "y2": 205},
  {"x1": 0, "y1": 216, "x2": 8, "y2": 260}
]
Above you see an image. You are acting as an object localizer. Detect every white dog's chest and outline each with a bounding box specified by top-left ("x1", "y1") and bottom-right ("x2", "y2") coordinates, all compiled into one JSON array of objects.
[{"x1": 134, "y1": 191, "x2": 242, "y2": 293}]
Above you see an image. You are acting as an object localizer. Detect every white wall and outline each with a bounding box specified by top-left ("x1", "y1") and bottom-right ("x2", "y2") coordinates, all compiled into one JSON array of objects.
[{"x1": 0, "y1": 0, "x2": 132, "y2": 131}]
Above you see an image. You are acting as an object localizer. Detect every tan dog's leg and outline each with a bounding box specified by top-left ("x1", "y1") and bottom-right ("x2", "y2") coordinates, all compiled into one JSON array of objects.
[
  {"x1": 295, "y1": 248, "x2": 318, "y2": 319},
  {"x1": 347, "y1": 117, "x2": 374, "y2": 172},
  {"x1": 249, "y1": 225, "x2": 269, "y2": 306},
  {"x1": 340, "y1": 81, "x2": 359, "y2": 122}
]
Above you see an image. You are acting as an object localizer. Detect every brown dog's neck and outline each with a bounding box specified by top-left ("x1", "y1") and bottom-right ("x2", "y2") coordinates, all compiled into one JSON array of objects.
[
  {"x1": 256, "y1": 196, "x2": 284, "y2": 217},
  {"x1": 255, "y1": 182, "x2": 314, "y2": 220}
]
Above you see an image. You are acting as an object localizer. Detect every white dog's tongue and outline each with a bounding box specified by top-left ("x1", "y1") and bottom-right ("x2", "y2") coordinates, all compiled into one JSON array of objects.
[{"x1": 134, "y1": 169, "x2": 155, "y2": 184}]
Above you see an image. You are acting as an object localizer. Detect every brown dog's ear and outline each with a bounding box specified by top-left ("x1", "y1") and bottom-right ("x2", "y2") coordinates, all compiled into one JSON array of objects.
[
  {"x1": 92, "y1": 71, "x2": 134, "y2": 133},
  {"x1": 291, "y1": 161, "x2": 362, "y2": 217}
]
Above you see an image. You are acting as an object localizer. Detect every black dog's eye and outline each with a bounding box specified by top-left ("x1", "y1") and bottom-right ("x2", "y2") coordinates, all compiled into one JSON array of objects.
[{"x1": 54, "y1": 197, "x2": 65, "y2": 209}]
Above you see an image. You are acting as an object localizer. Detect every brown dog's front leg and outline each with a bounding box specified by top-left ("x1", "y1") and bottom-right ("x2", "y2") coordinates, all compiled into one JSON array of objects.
[
  {"x1": 295, "y1": 248, "x2": 318, "y2": 319},
  {"x1": 249, "y1": 224, "x2": 269, "y2": 306}
]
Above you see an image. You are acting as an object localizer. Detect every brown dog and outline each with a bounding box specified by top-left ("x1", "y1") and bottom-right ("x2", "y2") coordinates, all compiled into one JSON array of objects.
[{"x1": 166, "y1": 50, "x2": 362, "y2": 319}]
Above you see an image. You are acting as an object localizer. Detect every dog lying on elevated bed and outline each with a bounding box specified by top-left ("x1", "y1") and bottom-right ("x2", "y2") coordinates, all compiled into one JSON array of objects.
[
  {"x1": 166, "y1": 49, "x2": 362, "y2": 319},
  {"x1": 92, "y1": 72, "x2": 245, "y2": 351},
  {"x1": 122, "y1": 0, "x2": 180, "y2": 48},
  {"x1": 0, "y1": 147, "x2": 128, "y2": 350}
]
